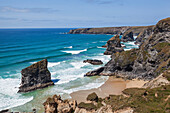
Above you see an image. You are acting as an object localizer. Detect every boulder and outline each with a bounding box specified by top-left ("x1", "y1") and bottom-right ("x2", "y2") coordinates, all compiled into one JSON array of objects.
[
  {"x1": 84, "y1": 67, "x2": 104, "y2": 77},
  {"x1": 104, "y1": 35, "x2": 124, "y2": 55},
  {"x1": 87, "y1": 92, "x2": 98, "y2": 102},
  {"x1": 121, "y1": 31, "x2": 134, "y2": 42},
  {"x1": 83, "y1": 59, "x2": 103, "y2": 65},
  {"x1": 43, "y1": 95, "x2": 77, "y2": 113},
  {"x1": 18, "y1": 59, "x2": 54, "y2": 92}
]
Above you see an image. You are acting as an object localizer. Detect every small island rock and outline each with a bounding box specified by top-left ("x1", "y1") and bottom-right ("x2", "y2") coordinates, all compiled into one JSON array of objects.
[
  {"x1": 83, "y1": 59, "x2": 103, "y2": 65},
  {"x1": 18, "y1": 59, "x2": 54, "y2": 93}
]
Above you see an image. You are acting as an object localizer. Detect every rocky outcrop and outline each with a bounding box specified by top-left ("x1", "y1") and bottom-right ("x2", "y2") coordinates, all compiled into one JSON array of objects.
[
  {"x1": 85, "y1": 17, "x2": 170, "y2": 80},
  {"x1": 143, "y1": 70, "x2": 170, "y2": 88},
  {"x1": 69, "y1": 26, "x2": 150, "y2": 37},
  {"x1": 104, "y1": 35, "x2": 124, "y2": 55},
  {"x1": 86, "y1": 92, "x2": 98, "y2": 102},
  {"x1": 135, "y1": 26, "x2": 154, "y2": 45},
  {"x1": 69, "y1": 27, "x2": 130, "y2": 35},
  {"x1": 85, "y1": 67, "x2": 104, "y2": 77},
  {"x1": 121, "y1": 31, "x2": 134, "y2": 42},
  {"x1": 18, "y1": 59, "x2": 54, "y2": 92},
  {"x1": 83, "y1": 59, "x2": 103, "y2": 65},
  {"x1": 43, "y1": 95, "x2": 77, "y2": 113}
]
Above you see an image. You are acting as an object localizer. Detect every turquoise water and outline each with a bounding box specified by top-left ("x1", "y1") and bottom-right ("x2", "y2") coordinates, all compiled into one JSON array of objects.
[{"x1": 0, "y1": 28, "x2": 138, "y2": 112}]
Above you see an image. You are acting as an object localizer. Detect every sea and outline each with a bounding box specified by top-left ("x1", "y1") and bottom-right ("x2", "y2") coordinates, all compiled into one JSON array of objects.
[{"x1": 0, "y1": 28, "x2": 139, "y2": 112}]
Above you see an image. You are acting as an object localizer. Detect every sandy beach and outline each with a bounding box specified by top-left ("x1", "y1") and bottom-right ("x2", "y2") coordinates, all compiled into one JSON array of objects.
[{"x1": 70, "y1": 76, "x2": 147, "y2": 103}]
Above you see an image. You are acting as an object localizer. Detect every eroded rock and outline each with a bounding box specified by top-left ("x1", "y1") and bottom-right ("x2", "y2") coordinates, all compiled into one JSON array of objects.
[
  {"x1": 83, "y1": 59, "x2": 103, "y2": 65},
  {"x1": 18, "y1": 59, "x2": 54, "y2": 93}
]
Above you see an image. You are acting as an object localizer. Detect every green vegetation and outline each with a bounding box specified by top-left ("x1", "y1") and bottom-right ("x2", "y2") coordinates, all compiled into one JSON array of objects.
[
  {"x1": 87, "y1": 92, "x2": 98, "y2": 102},
  {"x1": 104, "y1": 85, "x2": 170, "y2": 112},
  {"x1": 162, "y1": 70, "x2": 170, "y2": 81},
  {"x1": 78, "y1": 102, "x2": 97, "y2": 110},
  {"x1": 114, "y1": 49, "x2": 138, "y2": 67}
]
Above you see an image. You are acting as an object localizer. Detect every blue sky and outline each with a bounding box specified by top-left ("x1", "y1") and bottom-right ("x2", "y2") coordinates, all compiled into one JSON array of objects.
[{"x1": 0, "y1": 0, "x2": 169, "y2": 28}]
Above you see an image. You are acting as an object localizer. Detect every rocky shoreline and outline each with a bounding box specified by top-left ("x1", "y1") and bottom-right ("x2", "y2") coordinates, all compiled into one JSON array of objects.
[
  {"x1": 84, "y1": 17, "x2": 170, "y2": 81},
  {"x1": 41, "y1": 17, "x2": 170, "y2": 113},
  {"x1": 4, "y1": 17, "x2": 169, "y2": 113}
]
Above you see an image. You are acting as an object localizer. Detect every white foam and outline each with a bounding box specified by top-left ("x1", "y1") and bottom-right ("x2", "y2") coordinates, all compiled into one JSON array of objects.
[
  {"x1": 97, "y1": 46, "x2": 105, "y2": 48},
  {"x1": 70, "y1": 61, "x2": 89, "y2": 69},
  {"x1": 124, "y1": 48, "x2": 131, "y2": 51},
  {"x1": 92, "y1": 42, "x2": 97, "y2": 43},
  {"x1": 64, "y1": 46, "x2": 73, "y2": 49},
  {"x1": 62, "y1": 49, "x2": 87, "y2": 55},
  {"x1": 0, "y1": 78, "x2": 33, "y2": 111},
  {"x1": 63, "y1": 76, "x2": 109, "y2": 94},
  {"x1": 48, "y1": 62, "x2": 61, "y2": 68},
  {"x1": 134, "y1": 36, "x2": 137, "y2": 39},
  {"x1": 99, "y1": 41, "x2": 107, "y2": 42}
]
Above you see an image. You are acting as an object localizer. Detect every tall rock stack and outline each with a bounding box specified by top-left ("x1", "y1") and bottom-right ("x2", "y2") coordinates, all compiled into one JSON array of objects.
[
  {"x1": 18, "y1": 59, "x2": 54, "y2": 92},
  {"x1": 121, "y1": 31, "x2": 134, "y2": 42},
  {"x1": 104, "y1": 35, "x2": 124, "y2": 55}
]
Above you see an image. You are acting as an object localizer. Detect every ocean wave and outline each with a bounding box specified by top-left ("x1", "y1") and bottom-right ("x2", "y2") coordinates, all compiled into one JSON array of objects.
[
  {"x1": 0, "y1": 78, "x2": 33, "y2": 111},
  {"x1": 99, "y1": 41, "x2": 107, "y2": 42},
  {"x1": 48, "y1": 62, "x2": 61, "y2": 67},
  {"x1": 64, "y1": 46, "x2": 73, "y2": 49},
  {"x1": 134, "y1": 36, "x2": 137, "y2": 39},
  {"x1": 62, "y1": 49, "x2": 87, "y2": 55},
  {"x1": 97, "y1": 46, "x2": 105, "y2": 48},
  {"x1": 92, "y1": 42, "x2": 97, "y2": 43},
  {"x1": 61, "y1": 76, "x2": 109, "y2": 94}
]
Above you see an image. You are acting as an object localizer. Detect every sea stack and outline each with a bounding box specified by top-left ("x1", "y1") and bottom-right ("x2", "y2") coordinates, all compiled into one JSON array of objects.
[
  {"x1": 104, "y1": 35, "x2": 124, "y2": 55},
  {"x1": 121, "y1": 31, "x2": 134, "y2": 42},
  {"x1": 18, "y1": 59, "x2": 54, "y2": 93}
]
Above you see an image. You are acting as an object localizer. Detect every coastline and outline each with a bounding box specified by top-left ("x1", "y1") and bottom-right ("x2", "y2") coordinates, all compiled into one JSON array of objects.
[{"x1": 70, "y1": 76, "x2": 147, "y2": 103}]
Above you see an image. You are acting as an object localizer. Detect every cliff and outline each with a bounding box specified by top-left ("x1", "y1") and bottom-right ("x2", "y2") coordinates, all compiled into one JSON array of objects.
[
  {"x1": 85, "y1": 17, "x2": 170, "y2": 80},
  {"x1": 18, "y1": 59, "x2": 54, "y2": 92},
  {"x1": 69, "y1": 26, "x2": 152, "y2": 38}
]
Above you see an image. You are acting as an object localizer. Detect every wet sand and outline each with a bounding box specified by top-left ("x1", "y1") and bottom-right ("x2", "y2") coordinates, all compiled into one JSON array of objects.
[{"x1": 70, "y1": 76, "x2": 147, "y2": 103}]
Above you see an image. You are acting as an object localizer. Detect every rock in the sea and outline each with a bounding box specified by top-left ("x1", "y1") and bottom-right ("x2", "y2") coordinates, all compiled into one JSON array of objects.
[
  {"x1": 85, "y1": 17, "x2": 170, "y2": 80},
  {"x1": 18, "y1": 59, "x2": 54, "y2": 93},
  {"x1": 85, "y1": 67, "x2": 104, "y2": 77},
  {"x1": 104, "y1": 35, "x2": 124, "y2": 55},
  {"x1": 43, "y1": 95, "x2": 77, "y2": 113},
  {"x1": 121, "y1": 31, "x2": 134, "y2": 42},
  {"x1": 83, "y1": 59, "x2": 103, "y2": 65}
]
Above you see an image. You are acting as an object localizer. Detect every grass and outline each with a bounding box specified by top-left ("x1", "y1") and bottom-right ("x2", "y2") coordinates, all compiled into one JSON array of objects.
[{"x1": 103, "y1": 85, "x2": 170, "y2": 112}]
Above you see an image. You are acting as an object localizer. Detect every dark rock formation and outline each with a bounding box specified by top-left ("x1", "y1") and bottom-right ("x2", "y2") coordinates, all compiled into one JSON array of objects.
[
  {"x1": 85, "y1": 67, "x2": 104, "y2": 76},
  {"x1": 135, "y1": 26, "x2": 154, "y2": 45},
  {"x1": 121, "y1": 31, "x2": 134, "y2": 42},
  {"x1": 43, "y1": 95, "x2": 77, "y2": 113},
  {"x1": 18, "y1": 59, "x2": 54, "y2": 92},
  {"x1": 69, "y1": 27, "x2": 130, "y2": 35},
  {"x1": 83, "y1": 59, "x2": 103, "y2": 65},
  {"x1": 87, "y1": 92, "x2": 98, "y2": 102},
  {"x1": 104, "y1": 35, "x2": 124, "y2": 55},
  {"x1": 85, "y1": 17, "x2": 170, "y2": 80},
  {"x1": 0, "y1": 109, "x2": 9, "y2": 113}
]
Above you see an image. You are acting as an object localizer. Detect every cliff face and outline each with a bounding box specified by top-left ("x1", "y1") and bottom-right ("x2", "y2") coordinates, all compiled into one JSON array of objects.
[
  {"x1": 86, "y1": 17, "x2": 170, "y2": 80},
  {"x1": 69, "y1": 27, "x2": 129, "y2": 35},
  {"x1": 135, "y1": 26, "x2": 155, "y2": 45},
  {"x1": 69, "y1": 26, "x2": 151, "y2": 37},
  {"x1": 18, "y1": 59, "x2": 54, "y2": 92}
]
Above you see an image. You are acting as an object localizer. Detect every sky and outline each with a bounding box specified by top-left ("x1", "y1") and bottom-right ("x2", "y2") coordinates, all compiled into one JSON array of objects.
[{"x1": 0, "y1": 0, "x2": 169, "y2": 28}]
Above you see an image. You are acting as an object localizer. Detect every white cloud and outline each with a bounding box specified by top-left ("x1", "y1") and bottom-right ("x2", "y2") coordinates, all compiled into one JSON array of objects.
[{"x1": 0, "y1": 6, "x2": 59, "y2": 13}]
